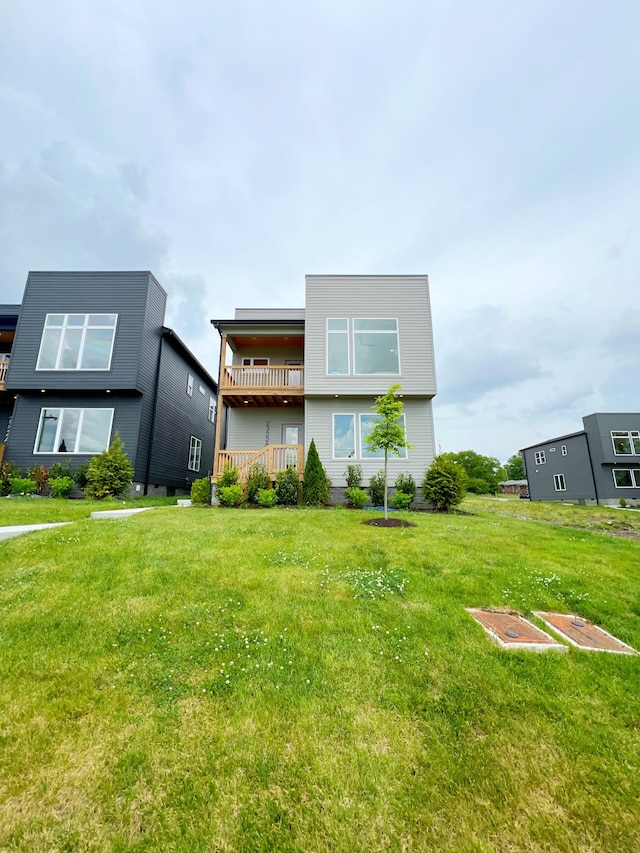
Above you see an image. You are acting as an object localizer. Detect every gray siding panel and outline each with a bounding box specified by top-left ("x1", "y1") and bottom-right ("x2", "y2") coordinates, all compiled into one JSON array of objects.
[
  {"x1": 227, "y1": 407, "x2": 304, "y2": 450},
  {"x1": 584, "y1": 413, "x2": 640, "y2": 501},
  {"x1": 523, "y1": 434, "x2": 596, "y2": 501}
]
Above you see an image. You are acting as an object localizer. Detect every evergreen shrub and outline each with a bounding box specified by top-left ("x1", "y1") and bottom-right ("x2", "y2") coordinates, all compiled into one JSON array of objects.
[
  {"x1": 275, "y1": 466, "x2": 300, "y2": 506},
  {"x1": 368, "y1": 471, "x2": 386, "y2": 507},
  {"x1": 345, "y1": 487, "x2": 368, "y2": 509},
  {"x1": 303, "y1": 439, "x2": 329, "y2": 505},
  {"x1": 85, "y1": 433, "x2": 134, "y2": 499},
  {"x1": 217, "y1": 485, "x2": 244, "y2": 507},
  {"x1": 257, "y1": 488, "x2": 278, "y2": 508},
  {"x1": 246, "y1": 463, "x2": 271, "y2": 503},
  {"x1": 191, "y1": 478, "x2": 211, "y2": 506}
]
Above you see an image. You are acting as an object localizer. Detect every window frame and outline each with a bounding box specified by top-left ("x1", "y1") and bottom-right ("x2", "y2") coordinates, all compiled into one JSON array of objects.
[
  {"x1": 352, "y1": 318, "x2": 401, "y2": 376},
  {"x1": 332, "y1": 413, "x2": 356, "y2": 459},
  {"x1": 188, "y1": 435, "x2": 202, "y2": 472},
  {"x1": 36, "y1": 313, "x2": 118, "y2": 371},
  {"x1": 612, "y1": 468, "x2": 640, "y2": 488},
  {"x1": 331, "y1": 412, "x2": 408, "y2": 460},
  {"x1": 534, "y1": 450, "x2": 546, "y2": 465},
  {"x1": 326, "y1": 319, "x2": 350, "y2": 375},
  {"x1": 553, "y1": 473, "x2": 566, "y2": 492},
  {"x1": 34, "y1": 407, "x2": 114, "y2": 455},
  {"x1": 187, "y1": 374, "x2": 194, "y2": 397},
  {"x1": 611, "y1": 430, "x2": 640, "y2": 456},
  {"x1": 359, "y1": 412, "x2": 407, "y2": 459},
  {"x1": 208, "y1": 396, "x2": 216, "y2": 423},
  {"x1": 561, "y1": 445, "x2": 567, "y2": 456}
]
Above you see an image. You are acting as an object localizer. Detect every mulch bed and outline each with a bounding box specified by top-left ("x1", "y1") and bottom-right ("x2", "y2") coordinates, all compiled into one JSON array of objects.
[{"x1": 362, "y1": 518, "x2": 417, "y2": 528}]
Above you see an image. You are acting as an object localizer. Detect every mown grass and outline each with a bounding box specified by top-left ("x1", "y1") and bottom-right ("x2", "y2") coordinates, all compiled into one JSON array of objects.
[
  {"x1": 0, "y1": 495, "x2": 177, "y2": 525},
  {"x1": 1, "y1": 505, "x2": 639, "y2": 852}
]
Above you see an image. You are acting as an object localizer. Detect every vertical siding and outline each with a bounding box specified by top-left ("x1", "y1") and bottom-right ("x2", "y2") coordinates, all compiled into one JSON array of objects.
[
  {"x1": 227, "y1": 407, "x2": 304, "y2": 450},
  {"x1": 304, "y1": 396, "x2": 435, "y2": 486}
]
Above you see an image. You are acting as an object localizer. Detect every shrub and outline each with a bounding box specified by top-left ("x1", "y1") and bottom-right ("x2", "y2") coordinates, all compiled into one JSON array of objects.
[
  {"x1": 394, "y1": 472, "x2": 416, "y2": 500},
  {"x1": 217, "y1": 485, "x2": 244, "y2": 507},
  {"x1": 345, "y1": 464, "x2": 363, "y2": 489},
  {"x1": 9, "y1": 477, "x2": 37, "y2": 495},
  {"x1": 49, "y1": 460, "x2": 73, "y2": 480},
  {"x1": 465, "y1": 476, "x2": 492, "y2": 495},
  {"x1": 191, "y1": 477, "x2": 211, "y2": 506},
  {"x1": 84, "y1": 433, "x2": 134, "y2": 499},
  {"x1": 48, "y1": 476, "x2": 75, "y2": 498},
  {"x1": 257, "y1": 488, "x2": 278, "y2": 508},
  {"x1": 1, "y1": 461, "x2": 20, "y2": 497},
  {"x1": 368, "y1": 471, "x2": 386, "y2": 507},
  {"x1": 217, "y1": 466, "x2": 239, "y2": 488},
  {"x1": 391, "y1": 490, "x2": 413, "y2": 510},
  {"x1": 422, "y1": 455, "x2": 467, "y2": 512},
  {"x1": 246, "y1": 462, "x2": 271, "y2": 503},
  {"x1": 74, "y1": 461, "x2": 89, "y2": 489},
  {"x1": 345, "y1": 487, "x2": 369, "y2": 509},
  {"x1": 28, "y1": 464, "x2": 49, "y2": 494},
  {"x1": 275, "y1": 466, "x2": 300, "y2": 506},
  {"x1": 303, "y1": 439, "x2": 330, "y2": 505},
  {"x1": 620, "y1": 497, "x2": 627, "y2": 508}
]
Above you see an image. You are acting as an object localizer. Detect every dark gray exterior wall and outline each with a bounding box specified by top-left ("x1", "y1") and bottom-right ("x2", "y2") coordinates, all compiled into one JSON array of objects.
[
  {"x1": 583, "y1": 413, "x2": 640, "y2": 503},
  {"x1": 0, "y1": 399, "x2": 13, "y2": 444},
  {"x1": 523, "y1": 433, "x2": 596, "y2": 502}
]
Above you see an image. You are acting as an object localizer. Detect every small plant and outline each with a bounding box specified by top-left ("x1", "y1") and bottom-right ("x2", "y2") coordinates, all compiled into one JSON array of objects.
[
  {"x1": 84, "y1": 433, "x2": 134, "y2": 499},
  {"x1": 422, "y1": 455, "x2": 467, "y2": 512},
  {"x1": 394, "y1": 472, "x2": 416, "y2": 501},
  {"x1": 1, "y1": 460, "x2": 20, "y2": 496},
  {"x1": 49, "y1": 460, "x2": 73, "y2": 480},
  {"x1": 257, "y1": 488, "x2": 278, "y2": 508},
  {"x1": 368, "y1": 471, "x2": 386, "y2": 507},
  {"x1": 9, "y1": 477, "x2": 37, "y2": 496},
  {"x1": 73, "y1": 461, "x2": 89, "y2": 489},
  {"x1": 345, "y1": 464, "x2": 363, "y2": 489},
  {"x1": 345, "y1": 487, "x2": 369, "y2": 509},
  {"x1": 217, "y1": 485, "x2": 244, "y2": 507},
  {"x1": 217, "y1": 466, "x2": 239, "y2": 488},
  {"x1": 391, "y1": 490, "x2": 413, "y2": 510},
  {"x1": 28, "y1": 464, "x2": 49, "y2": 494},
  {"x1": 246, "y1": 463, "x2": 271, "y2": 503},
  {"x1": 191, "y1": 477, "x2": 211, "y2": 506},
  {"x1": 619, "y1": 497, "x2": 627, "y2": 508},
  {"x1": 48, "y1": 476, "x2": 75, "y2": 498},
  {"x1": 275, "y1": 466, "x2": 300, "y2": 506},
  {"x1": 303, "y1": 439, "x2": 330, "y2": 505}
]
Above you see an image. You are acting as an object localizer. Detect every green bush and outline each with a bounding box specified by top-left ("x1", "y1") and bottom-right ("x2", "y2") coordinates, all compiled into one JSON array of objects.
[
  {"x1": 28, "y1": 464, "x2": 49, "y2": 494},
  {"x1": 257, "y1": 488, "x2": 278, "y2": 508},
  {"x1": 49, "y1": 460, "x2": 73, "y2": 480},
  {"x1": 391, "y1": 490, "x2": 413, "y2": 510},
  {"x1": 1, "y1": 461, "x2": 20, "y2": 497},
  {"x1": 73, "y1": 461, "x2": 89, "y2": 489},
  {"x1": 368, "y1": 471, "x2": 386, "y2": 507},
  {"x1": 345, "y1": 464, "x2": 363, "y2": 489},
  {"x1": 422, "y1": 455, "x2": 466, "y2": 512},
  {"x1": 619, "y1": 497, "x2": 627, "y2": 508},
  {"x1": 9, "y1": 477, "x2": 37, "y2": 495},
  {"x1": 246, "y1": 463, "x2": 271, "y2": 503},
  {"x1": 275, "y1": 466, "x2": 300, "y2": 506},
  {"x1": 48, "y1": 476, "x2": 75, "y2": 498},
  {"x1": 345, "y1": 487, "x2": 369, "y2": 509},
  {"x1": 394, "y1": 472, "x2": 416, "y2": 500},
  {"x1": 217, "y1": 466, "x2": 239, "y2": 488},
  {"x1": 217, "y1": 485, "x2": 244, "y2": 507},
  {"x1": 85, "y1": 433, "x2": 134, "y2": 499},
  {"x1": 191, "y1": 477, "x2": 211, "y2": 506},
  {"x1": 303, "y1": 439, "x2": 330, "y2": 505}
]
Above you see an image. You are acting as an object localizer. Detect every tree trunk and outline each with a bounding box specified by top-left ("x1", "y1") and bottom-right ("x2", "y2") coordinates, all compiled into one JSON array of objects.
[{"x1": 384, "y1": 449, "x2": 388, "y2": 520}]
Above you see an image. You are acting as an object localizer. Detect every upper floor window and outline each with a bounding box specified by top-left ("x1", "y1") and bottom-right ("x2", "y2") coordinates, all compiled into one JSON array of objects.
[
  {"x1": 37, "y1": 314, "x2": 117, "y2": 371},
  {"x1": 208, "y1": 396, "x2": 216, "y2": 423},
  {"x1": 34, "y1": 408, "x2": 113, "y2": 454},
  {"x1": 326, "y1": 318, "x2": 400, "y2": 376},
  {"x1": 327, "y1": 319, "x2": 349, "y2": 375},
  {"x1": 535, "y1": 450, "x2": 546, "y2": 465},
  {"x1": 188, "y1": 435, "x2": 202, "y2": 471},
  {"x1": 187, "y1": 374, "x2": 194, "y2": 396},
  {"x1": 611, "y1": 430, "x2": 640, "y2": 455},
  {"x1": 561, "y1": 445, "x2": 567, "y2": 456}
]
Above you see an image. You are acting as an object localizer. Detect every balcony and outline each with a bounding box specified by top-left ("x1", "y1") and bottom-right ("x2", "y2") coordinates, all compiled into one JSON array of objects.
[
  {"x1": 213, "y1": 444, "x2": 303, "y2": 482},
  {"x1": 0, "y1": 360, "x2": 8, "y2": 391},
  {"x1": 219, "y1": 365, "x2": 304, "y2": 407}
]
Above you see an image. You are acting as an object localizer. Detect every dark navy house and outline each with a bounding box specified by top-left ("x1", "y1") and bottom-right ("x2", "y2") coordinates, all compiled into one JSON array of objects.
[{"x1": 0, "y1": 272, "x2": 217, "y2": 496}]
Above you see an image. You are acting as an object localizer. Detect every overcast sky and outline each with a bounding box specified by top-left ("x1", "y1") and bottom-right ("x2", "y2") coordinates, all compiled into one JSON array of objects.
[{"x1": 1, "y1": 1, "x2": 638, "y2": 461}]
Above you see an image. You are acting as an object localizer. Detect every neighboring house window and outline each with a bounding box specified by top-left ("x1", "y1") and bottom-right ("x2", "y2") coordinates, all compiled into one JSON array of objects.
[
  {"x1": 354, "y1": 319, "x2": 400, "y2": 375},
  {"x1": 36, "y1": 314, "x2": 117, "y2": 370},
  {"x1": 208, "y1": 396, "x2": 216, "y2": 423},
  {"x1": 613, "y1": 469, "x2": 640, "y2": 488},
  {"x1": 553, "y1": 473, "x2": 566, "y2": 491},
  {"x1": 535, "y1": 451, "x2": 546, "y2": 465},
  {"x1": 187, "y1": 374, "x2": 193, "y2": 396},
  {"x1": 188, "y1": 436, "x2": 202, "y2": 471},
  {"x1": 326, "y1": 319, "x2": 349, "y2": 375},
  {"x1": 611, "y1": 430, "x2": 640, "y2": 455},
  {"x1": 561, "y1": 445, "x2": 567, "y2": 456},
  {"x1": 333, "y1": 413, "x2": 356, "y2": 458},
  {"x1": 35, "y1": 408, "x2": 113, "y2": 454}
]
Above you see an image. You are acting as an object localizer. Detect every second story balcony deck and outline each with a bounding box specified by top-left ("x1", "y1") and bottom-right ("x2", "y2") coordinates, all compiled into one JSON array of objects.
[{"x1": 219, "y1": 364, "x2": 304, "y2": 407}]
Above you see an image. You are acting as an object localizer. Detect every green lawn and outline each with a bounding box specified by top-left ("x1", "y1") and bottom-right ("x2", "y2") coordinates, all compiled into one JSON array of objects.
[
  {"x1": 0, "y1": 495, "x2": 178, "y2": 525},
  {"x1": 1, "y1": 504, "x2": 639, "y2": 852}
]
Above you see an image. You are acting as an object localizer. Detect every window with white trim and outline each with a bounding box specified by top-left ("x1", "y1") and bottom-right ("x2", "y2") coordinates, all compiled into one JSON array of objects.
[
  {"x1": 36, "y1": 314, "x2": 117, "y2": 370},
  {"x1": 242, "y1": 358, "x2": 270, "y2": 366},
  {"x1": 561, "y1": 445, "x2": 567, "y2": 456},
  {"x1": 332, "y1": 412, "x2": 407, "y2": 459},
  {"x1": 208, "y1": 396, "x2": 216, "y2": 423},
  {"x1": 611, "y1": 430, "x2": 640, "y2": 455},
  {"x1": 535, "y1": 450, "x2": 546, "y2": 465},
  {"x1": 35, "y1": 408, "x2": 113, "y2": 454},
  {"x1": 188, "y1": 436, "x2": 202, "y2": 471},
  {"x1": 326, "y1": 319, "x2": 349, "y2": 375},
  {"x1": 360, "y1": 413, "x2": 407, "y2": 458},
  {"x1": 613, "y1": 469, "x2": 640, "y2": 488},
  {"x1": 553, "y1": 473, "x2": 566, "y2": 491},
  {"x1": 187, "y1": 374, "x2": 193, "y2": 396},
  {"x1": 326, "y1": 318, "x2": 400, "y2": 376}
]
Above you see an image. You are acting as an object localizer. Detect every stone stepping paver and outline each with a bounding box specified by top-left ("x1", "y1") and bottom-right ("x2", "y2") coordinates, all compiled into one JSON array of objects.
[
  {"x1": 89, "y1": 507, "x2": 153, "y2": 519},
  {"x1": 534, "y1": 612, "x2": 638, "y2": 655},
  {"x1": 467, "y1": 608, "x2": 567, "y2": 652}
]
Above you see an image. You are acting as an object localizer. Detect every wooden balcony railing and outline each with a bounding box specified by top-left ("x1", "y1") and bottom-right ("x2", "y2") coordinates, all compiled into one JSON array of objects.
[
  {"x1": 220, "y1": 365, "x2": 304, "y2": 390},
  {"x1": 0, "y1": 360, "x2": 8, "y2": 391},
  {"x1": 213, "y1": 444, "x2": 303, "y2": 482}
]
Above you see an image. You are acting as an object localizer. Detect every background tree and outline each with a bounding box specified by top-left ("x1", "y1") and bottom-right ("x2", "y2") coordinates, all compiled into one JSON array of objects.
[
  {"x1": 422, "y1": 455, "x2": 467, "y2": 512},
  {"x1": 503, "y1": 453, "x2": 526, "y2": 480},
  {"x1": 303, "y1": 438, "x2": 330, "y2": 505},
  {"x1": 364, "y1": 384, "x2": 412, "y2": 519},
  {"x1": 441, "y1": 450, "x2": 501, "y2": 494},
  {"x1": 85, "y1": 433, "x2": 134, "y2": 499}
]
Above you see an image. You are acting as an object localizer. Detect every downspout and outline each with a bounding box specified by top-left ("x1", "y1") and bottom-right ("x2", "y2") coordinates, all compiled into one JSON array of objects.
[
  {"x1": 584, "y1": 431, "x2": 600, "y2": 505},
  {"x1": 143, "y1": 331, "x2": 164, "y2": 495}
]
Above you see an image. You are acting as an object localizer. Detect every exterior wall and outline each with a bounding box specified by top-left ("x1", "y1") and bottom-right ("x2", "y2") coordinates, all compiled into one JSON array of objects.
[
  {"x1": 522, "y1": 433, "x2": 596, "y2": 502},
  {"x1": 304, "y1": 275, "x2": 436, "y2": 397},
  {"x1": 226, "y1": 407, "x2": 304, "y2": 450},
  {"x1": 4, "y1": 392, "x2": 142, "y2": 475},
  {"x1": 235, "y1": 308, "x2": 305, "y2": 321},
  {"x1": 583, "y1": 413, "x2": 640, "y2": 504},
  {"x1": 305, "y1": 396, "x2": 435, "y2": 487},
  {"x1": 0, "y1": 399, "x2": 13, "y2": 443},
  {"x1": 148, "y1": 339, "x2": 216, "y2": 488},
  {"x1": 231, "y1": 344, "x2": 304, "y2": 365}
]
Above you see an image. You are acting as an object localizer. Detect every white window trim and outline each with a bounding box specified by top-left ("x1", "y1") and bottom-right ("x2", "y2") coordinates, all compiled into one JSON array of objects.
[
  {"x1": 535, "y1": 450, "x2": 546, "y2": 465},
  {"x1": 612, "y1": 468, "x2": 640, "y2": 488},
  {"x1": 188, "y1": 435, "x2": 202, "y2": 471},
  {"x1": 332, "y1": 412, "x2": 356, "y2": 459},
  {"x1": 36, "y1": 313, "x2": 118, "y2": 371},
  {"x1": 553, "y1": 473, "x2": 566, "y2": 492},
  {"x1": 332, "y1": 412, "x2": 408, "y2": 460},
  {"x1": 187, "y1": 374, "x2": 194, "y2": 396},
  {"x1": 326, "y1": 319, "x2": 350, "y2": 376},
  {"x1": 34, "y1": 407, "x2": 114, "y2": 455},
  {"x1": 208, "y1": 396, "x2": 216, "y2": 423},
  {"x1": 611, "y1": 430, "x2": 640, "y2": 456},
  {"x1": 353, "y1": 318, "x2": 401, "y2": 376},
  {"x1": 561, "y1": 445, "x2": 568, "y2": 456}
]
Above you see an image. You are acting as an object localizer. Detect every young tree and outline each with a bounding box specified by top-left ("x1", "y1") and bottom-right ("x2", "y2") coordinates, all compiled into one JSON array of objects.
[
  {"x1": 85, "y1": 432, "x2": 134, "y2": 499},
  {"x1": 422, "y1": 455, "x2": 467, "y2": 512},
  {"x1": 364, "y1": 384, "x2": 412, "y2": 519},
  {"x1": 303, "y1": 438, "x2": 330, "y2": 505}
]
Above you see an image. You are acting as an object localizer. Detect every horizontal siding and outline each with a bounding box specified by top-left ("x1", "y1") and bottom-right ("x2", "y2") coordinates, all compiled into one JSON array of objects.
[
  {"x1": 305, "y1": 396, "x2": 435, "y2": 487},
  {"x1": 235, "y1": 308, "x2": 305, "y2": 321},
  {"x1": 304, "y1": 275, "x2": 436, "y2": 397},
  {"x1": 231, "y1": 345, "x2": 304, "y2": 365},
  {"x1": 227, "y1": 407, "x2": 304, "y2": 451}
]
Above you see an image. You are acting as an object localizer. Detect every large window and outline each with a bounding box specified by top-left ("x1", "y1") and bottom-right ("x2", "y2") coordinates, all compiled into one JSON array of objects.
[
  {"x1": 613, "y1": 469, "x2": 640, "y2": 488},
  {"x1": 37, "y1": 314, "x2": 117, "y2": 370},
  {"x1": 35, "y1": 408, "x2": 113, "y2": 454},
  {"x1": 332, "y1": 412, "x2": 407, "y2": 459},
  {"x1": 360, "y1": 413, "x2": 407, "y2": 458},
  {"x1": 326, "y1": 318, "x2": 400, "y2": 376},
  {"x1": 611, "y1": 430, "x2": 640, "y2": 455},
  {"x1": 188, "y1": 436, "x2": 202, "y2": 471}
]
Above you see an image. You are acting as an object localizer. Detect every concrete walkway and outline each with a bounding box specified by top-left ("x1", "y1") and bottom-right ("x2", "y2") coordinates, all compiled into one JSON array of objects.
[{"x1": 0, "y1": 506, "x2": 156, "y2": 540}]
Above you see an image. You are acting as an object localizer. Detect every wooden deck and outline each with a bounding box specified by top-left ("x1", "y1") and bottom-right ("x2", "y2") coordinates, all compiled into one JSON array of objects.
[
  {"x1": 213, "y1": 444, "x2": 303, "y2": 482},
  {"x1": 219, "y1": 365, "x2": 304, "y2": 407}
]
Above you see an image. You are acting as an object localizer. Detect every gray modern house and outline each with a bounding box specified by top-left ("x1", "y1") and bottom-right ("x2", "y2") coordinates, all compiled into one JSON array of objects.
[
  {"x1": 211, "y1": 274, "x2": 437, "y2": 500},
  {"x1": 521, "y1": 413, "x2": 640, "y2": 506},
  {"x1": 1, "y1": 272, "x2": 217, "y2": 495}
]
